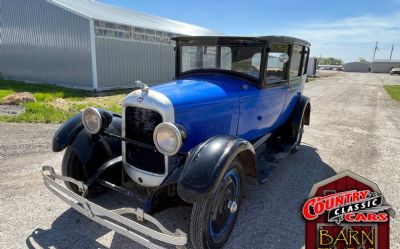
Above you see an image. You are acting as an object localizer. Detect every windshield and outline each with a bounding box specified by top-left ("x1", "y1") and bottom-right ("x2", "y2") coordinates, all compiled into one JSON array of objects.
[{"x1": 180, "y1": 45, "x2": 263, "y2": 79}]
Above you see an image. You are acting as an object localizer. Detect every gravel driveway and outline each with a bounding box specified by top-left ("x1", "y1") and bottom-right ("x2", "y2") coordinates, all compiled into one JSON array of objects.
[{"x1": 0, "y1": 72, "x2": 399, "y2": 249}]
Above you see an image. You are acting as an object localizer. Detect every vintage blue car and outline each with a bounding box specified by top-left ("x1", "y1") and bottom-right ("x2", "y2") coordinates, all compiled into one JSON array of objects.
[{"x1": 42, "y1": 36, "x2": 311, "y2": 249}]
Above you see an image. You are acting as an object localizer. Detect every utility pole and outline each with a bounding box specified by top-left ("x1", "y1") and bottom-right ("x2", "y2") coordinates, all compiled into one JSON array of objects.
[
  {"x1": 373, "y1": 41, "x2": 379, "y2": 61},
  {"x1": 390, "y1": 44, "x2": 394, "y2": 60}
]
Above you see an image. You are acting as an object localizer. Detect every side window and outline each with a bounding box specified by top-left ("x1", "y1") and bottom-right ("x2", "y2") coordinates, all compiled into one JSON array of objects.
[
  {"x1": 266, "y1": 43, "x2": 290, "y2": 83},
  {"x1": 290, "y1": 45, "x2": 303, "y2": 78},
  {"x1": 302, "y1": 47, "x2": 309, "y2": 75}
]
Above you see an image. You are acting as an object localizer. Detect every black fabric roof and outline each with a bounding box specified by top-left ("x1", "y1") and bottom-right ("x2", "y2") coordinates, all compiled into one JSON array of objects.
[{"x1": 172, "y1": 36, "x2": 311, "y2": 47}]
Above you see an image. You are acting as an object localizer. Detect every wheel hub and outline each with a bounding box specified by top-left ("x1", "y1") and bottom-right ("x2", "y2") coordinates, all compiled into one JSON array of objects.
[{"x1": 227, "y1": 200, "x2": 238, "y2": 213}]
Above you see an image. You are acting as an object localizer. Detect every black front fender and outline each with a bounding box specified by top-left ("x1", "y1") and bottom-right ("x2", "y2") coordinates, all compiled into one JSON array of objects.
[
  {"x1": 52, "y1": 113, "x2": 83, "y2": 152},
  {"x1": 52, "y1": 111, "x2": 122, "y2": 175},
  {"x1": 177, "y1": 136, "x2": 255, "y2": 203}
]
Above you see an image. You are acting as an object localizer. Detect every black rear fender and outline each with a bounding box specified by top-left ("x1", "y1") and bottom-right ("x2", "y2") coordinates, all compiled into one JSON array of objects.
[
  {"x1": 290, "y1": 95, "x2": 311, "y2": 137},
  {"x1": 177, "y1": 136, "x2": 255, "y2": 203}
]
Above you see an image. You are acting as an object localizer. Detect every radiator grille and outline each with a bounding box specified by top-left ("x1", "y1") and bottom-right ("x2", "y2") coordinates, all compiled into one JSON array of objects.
[{"x1": 125, "y1": 106, "x2": 165, "y2": 174}]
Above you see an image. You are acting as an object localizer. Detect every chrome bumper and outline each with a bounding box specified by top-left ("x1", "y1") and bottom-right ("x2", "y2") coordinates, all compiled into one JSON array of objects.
[{"x1": 41, "y1": 166, "x2": 187, "y2": 249}]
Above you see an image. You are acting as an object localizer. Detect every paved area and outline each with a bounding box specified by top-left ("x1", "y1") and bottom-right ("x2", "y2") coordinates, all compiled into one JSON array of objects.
[
  {"x1": 0, "y1": 72, "x2": 399, "y2": 249},
  {"x1": 0, "y1": 105, "x2": 25, "y2": 115}
]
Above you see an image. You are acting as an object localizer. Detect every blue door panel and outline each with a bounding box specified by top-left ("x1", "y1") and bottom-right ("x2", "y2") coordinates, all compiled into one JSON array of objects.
[
  {"x1": 258, "y1": 84, "x2": 288, "y2": 131},
  {"x1": 237, "y1": 84, "x2": 287, "y2": 141},
  {"x1": 278, "y1": 76, "x2": 304, "y2": 125}
]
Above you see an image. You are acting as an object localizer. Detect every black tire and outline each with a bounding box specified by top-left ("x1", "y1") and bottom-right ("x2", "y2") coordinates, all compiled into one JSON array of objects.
[
  {"x1": 189, "y1": 160, "x2": 244, "y2": 249},
  {"x1": 61, "y1": 147, "x2": 105, "y2": 197},
  {"x1": 291, "y1": 118, "x2": 304, "y2": 153}
]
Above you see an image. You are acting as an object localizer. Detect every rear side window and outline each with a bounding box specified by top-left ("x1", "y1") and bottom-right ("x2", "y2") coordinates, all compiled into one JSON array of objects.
[
  {"x1": 290, "y1": 45, "x2": 303, "y2": 78},
  {"x1": 302, "y1": 47, "x2": 309, "y2": 75},
  {"x1": 265, "y1": 43, "x2": 290, "y2": 83}
]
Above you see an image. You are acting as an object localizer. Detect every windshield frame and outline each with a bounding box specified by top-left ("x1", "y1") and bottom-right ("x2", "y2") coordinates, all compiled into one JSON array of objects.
[
  {"x1": 173, "y1": 36, "x2": 311, "y2": 88},
  {"x1": 176, "y1": 41, "x2": 267, "y2": 87}
]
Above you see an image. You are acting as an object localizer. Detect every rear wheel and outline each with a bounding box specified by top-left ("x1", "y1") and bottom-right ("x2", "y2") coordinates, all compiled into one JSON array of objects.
[
  {"x1": 190, "y1": 160, "x2": 244, "y2": 249},
  {"x1": 291, "y1": 118, "x2": 304, "y2": 153},
  {"x1": 61, "y1": 147, "x2": 105, "y2": 197}
]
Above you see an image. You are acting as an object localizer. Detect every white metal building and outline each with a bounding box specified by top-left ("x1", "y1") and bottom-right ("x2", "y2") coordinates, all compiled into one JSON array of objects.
[
  {"x1": 0, "y1": 0, "x2": 220, "y2": 90},
  {"x1": 343, "y1": 62, "x2": 370, "y2": 73},
  {"x1": 371, "y1": 60, "x2": 400, "y2": 73}
]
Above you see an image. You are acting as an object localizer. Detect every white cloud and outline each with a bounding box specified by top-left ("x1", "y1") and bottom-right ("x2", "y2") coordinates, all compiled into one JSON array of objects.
[{"x1": 282, "y1": 13, "x2": 400, "y2": 62}]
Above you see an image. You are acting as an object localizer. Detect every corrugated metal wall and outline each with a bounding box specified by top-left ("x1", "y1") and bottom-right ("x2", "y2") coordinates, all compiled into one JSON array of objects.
[
  {"x1": 343, "y1": 62, "x2": 370, "y2": 72},
  {"x1": 371, "y1": 62, "x2": 400, "y2": 73},
  {"x1": 0, "y1": 2, "x2": 3, "y2": 72},
  {"x1": 0, "y1": 0, "x2": 93, "y2": 88},
  {"x1": 95, "y1": 38, "x2": 175, "y2": 89}
]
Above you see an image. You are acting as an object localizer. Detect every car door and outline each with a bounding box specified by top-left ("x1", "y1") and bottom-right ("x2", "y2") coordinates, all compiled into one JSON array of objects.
[
  {"x1": 256, "y1": 43, "x2": 291, "y2": 133},
  {"x1": 237, "y1": 43, "x2": 289, "y2": 140},
  {"x1": 279, "y1": 45, "x2": 309, "y2": 125}
]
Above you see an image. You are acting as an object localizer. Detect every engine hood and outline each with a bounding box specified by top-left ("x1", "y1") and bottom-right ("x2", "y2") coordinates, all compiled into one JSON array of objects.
[
  {"x1": 151, "y1": 75, "x2": 249, "y2": 111},
  {"x1": 150, "y1": 75, "x2": 255, "y2": 151},
  {"x1": 123, "y1": 75, "x2": 257, "y2": 152}
]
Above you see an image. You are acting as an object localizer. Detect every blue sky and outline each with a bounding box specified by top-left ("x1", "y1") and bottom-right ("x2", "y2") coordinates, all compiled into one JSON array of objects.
[{"x1": 100, "y1": 0, "x2": 400, "y2": 62}]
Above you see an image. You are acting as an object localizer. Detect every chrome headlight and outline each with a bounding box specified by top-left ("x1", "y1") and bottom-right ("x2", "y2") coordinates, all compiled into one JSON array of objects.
[
  {"x1": 82, "y1": 107, "x2": 112, "y2": 134},
  {"x1": 153, "y1": 122, "x2": 185, "y2": 156}
]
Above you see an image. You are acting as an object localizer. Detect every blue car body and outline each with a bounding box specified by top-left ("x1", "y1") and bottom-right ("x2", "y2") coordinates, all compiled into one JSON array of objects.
[
  {"x1": 47, "y1": 36, "x2": 312, "y2": 249},
  {"x1": 51, "y1": 35, "x2": 312, "y2": 188},
  {"x1": 152, "y1": 74, "x2": 305, "y2": 152}
]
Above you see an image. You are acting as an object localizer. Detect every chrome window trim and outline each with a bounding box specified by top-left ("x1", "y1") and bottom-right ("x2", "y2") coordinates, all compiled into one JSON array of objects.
[{"x1": 122, "y1": 89, "x2": 175, "y2": 187}]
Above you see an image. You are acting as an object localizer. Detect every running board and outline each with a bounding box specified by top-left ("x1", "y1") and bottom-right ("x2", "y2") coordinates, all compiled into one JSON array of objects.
[{"x1": 255, "y1": 136, "x2": 297, "y2": 184}]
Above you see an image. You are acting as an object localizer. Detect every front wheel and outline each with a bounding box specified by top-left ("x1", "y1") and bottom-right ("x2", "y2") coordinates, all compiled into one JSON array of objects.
[
  {"x1": 190, "y1": 160, "x2": 244, "y2": 249},
  {"x1": 62, "y1": 147, "x2": 106, "y2": 197}
]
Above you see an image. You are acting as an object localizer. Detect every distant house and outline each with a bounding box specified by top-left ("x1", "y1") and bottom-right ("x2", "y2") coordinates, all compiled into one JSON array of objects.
[
  {"x1": 371, "y1": 60, "x2": 400, "y2": 73},
  {"x1": 343, "y1": 62, "x2": 370, "y2": 73}
]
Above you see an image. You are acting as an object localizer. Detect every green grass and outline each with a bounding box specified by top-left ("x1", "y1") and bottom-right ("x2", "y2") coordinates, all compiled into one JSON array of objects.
[
  {"x1": 384, "y1": 85, "x2": 400, "y2": 102},
  {"x1": 0, "y1": 79, "x2": 129, "y2": 123}
]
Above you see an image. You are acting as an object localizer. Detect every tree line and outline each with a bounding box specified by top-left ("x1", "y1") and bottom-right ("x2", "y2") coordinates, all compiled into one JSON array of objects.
[{"x1": 317, "y1": 57, "x2": 344, "y2": 65}]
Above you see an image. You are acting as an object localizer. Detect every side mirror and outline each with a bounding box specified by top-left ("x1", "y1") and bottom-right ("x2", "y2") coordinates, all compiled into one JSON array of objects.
[{"x1": 279, "y1": 53, "x2": 289, "y2": 63}]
